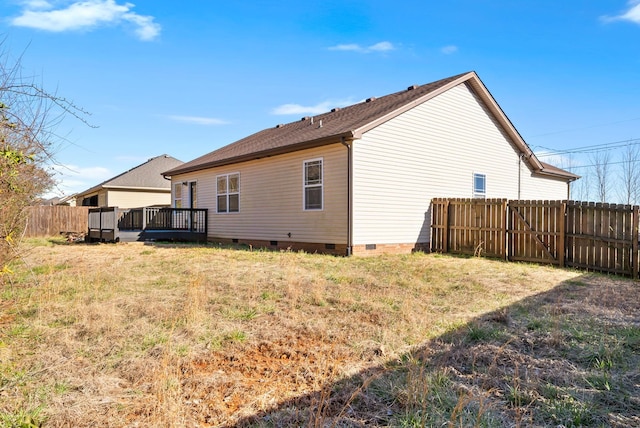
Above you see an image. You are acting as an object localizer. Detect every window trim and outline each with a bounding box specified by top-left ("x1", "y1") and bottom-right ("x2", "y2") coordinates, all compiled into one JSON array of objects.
[
  {"x1": 473, "y1": 173, "x2": 486, "y2": 197},
  {"x1": 188, "y1": 181, "x2": 197, "y2": 209},
  {"x1": 216, "y1": 172, "x2": 240, "y2": 213},
  {"x1": 173, "y1": 183, "x2": 183, "y2": 208},
  {"x1": 303, "y1": 158, "x2": 324, "y2": 211}
]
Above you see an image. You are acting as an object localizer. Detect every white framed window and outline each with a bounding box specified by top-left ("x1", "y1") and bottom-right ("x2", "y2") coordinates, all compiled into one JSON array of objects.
[
  {"x1": 304, "y1": 158, "x2": 323, "y2": 210},
  {"x1": 173, "y1": 183, "x2": 183, "y2": 208},
  {"x1": 217, "y1": 173, "x2": 240, "y2": 213},
  {"x1": 473, "y1": 173, "x2": 486, "y2": 197}
]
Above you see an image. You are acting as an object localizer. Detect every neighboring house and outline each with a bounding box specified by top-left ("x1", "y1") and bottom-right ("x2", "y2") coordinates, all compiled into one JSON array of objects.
[
  {"x1": 77, "y1": 155, "x2": 183, "y2": 208},
  {"x1": 57, "y1": 194, "x2": 78, "y2": 206},
  {"x1": 162, "y1": 72, "x2": 578, "y2": 255},
  {"x1": 38, "y1": 194, "x2": 77, "y2": 206}
]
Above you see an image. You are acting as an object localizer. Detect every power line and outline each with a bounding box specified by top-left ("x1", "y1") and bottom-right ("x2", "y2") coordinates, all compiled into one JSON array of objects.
[
  {"x1": 535, "y1": 138, "x2": 640, "y2": 158},
  {"x1": 530, "y1": 116, "x2": 640, "y2": 138},
  {"x1": 557, "y1": 158, "x2": 640, "y2": 171}
]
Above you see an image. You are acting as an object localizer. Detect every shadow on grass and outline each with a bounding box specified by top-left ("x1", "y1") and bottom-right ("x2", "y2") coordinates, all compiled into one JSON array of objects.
[{"x1": 232, "y1": 274, "x2": 640, "y2": 427}]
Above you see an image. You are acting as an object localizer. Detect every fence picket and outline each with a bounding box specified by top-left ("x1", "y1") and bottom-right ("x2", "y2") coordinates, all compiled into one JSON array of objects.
[
  {"x1": 432, "y1": 198, "x2": 640, "y2": 278},
  {"x1": 24, "y1": 206, "x2": 90, "y2": 237}
]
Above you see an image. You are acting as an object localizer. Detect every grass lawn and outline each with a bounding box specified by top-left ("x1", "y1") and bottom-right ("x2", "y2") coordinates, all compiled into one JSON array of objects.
[{"x1": 0, "y1": 238, "x2": 639, "y2": 427}]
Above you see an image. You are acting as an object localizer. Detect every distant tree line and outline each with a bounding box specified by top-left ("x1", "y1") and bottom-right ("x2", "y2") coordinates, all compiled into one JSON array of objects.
[{"x1": 564, "y1": 143, "x2": 640, "y2": 205}]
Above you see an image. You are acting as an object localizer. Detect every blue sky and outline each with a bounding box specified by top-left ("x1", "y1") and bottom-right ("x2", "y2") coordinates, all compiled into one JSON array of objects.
[{"x1": 1, "y1": 1, "x2": 639, "y2": 199}]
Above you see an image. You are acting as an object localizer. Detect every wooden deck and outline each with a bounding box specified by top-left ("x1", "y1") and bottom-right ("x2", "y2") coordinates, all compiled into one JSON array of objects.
[{"x1": 88, "y1": 207, "x2": 208, "y2": 243}]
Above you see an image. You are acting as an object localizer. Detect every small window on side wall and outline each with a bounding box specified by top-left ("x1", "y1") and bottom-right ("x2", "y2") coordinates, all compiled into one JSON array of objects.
[{"x1": 473, "y1": 173, "x2": 486, "y2": 197}]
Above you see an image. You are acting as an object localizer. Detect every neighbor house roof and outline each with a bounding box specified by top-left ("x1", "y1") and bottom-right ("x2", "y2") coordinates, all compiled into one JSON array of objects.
[
  {"x1": 163, "y1": 72, "x2": 578, "y2": 181},
  {"x1": 77, "y1": 154, "x2": 183, "y2": 197}
]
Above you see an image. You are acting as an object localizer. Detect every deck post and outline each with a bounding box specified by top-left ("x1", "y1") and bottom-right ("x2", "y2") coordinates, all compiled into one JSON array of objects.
[
  {"x1": 142, "y1": 207, "x2": 147, "y2": 230},
  {"x1": 99, "y1": 207, "x2": 104, "y2": 241}
]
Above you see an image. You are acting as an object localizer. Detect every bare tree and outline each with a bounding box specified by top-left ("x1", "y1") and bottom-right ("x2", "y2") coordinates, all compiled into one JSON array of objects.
[
  {"x1": 618, "y1": 143, "x2": 640, "y2": 205},
  {"x1": 0, "y1": 41, "x2": 91, "y2": 280},
  {"x1": 590, "y1": 150, "x2": 612, "y2": 203},
  {"x1": 572, "y1": 169, "x2": 591, "y2": 201}
]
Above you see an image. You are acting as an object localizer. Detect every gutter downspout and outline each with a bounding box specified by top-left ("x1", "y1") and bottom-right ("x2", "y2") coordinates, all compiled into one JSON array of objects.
[
  {"x1": 341, "y1": 137, "x2": 353, "y2": 256},
  {"x1": 518, "y1": 154, "x2": 523, "y2": 200}
]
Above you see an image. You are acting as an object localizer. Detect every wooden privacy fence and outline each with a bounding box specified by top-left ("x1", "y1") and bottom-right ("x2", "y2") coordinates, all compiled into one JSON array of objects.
[
  {"x1": 24, "y1": 206, "x2": 90, "y2": 237},
  {"x1": 431, "y1": 199, "x2": 640, "y2": 278}
]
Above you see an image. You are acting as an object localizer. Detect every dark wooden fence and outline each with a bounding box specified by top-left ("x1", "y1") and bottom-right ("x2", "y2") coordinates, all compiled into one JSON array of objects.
[
  {"x1": 431, "y1": 199, "x2": 640, "y2": 278},
  {"x1": 24, "y1": 206, "x2": 90, "y2": 237}
]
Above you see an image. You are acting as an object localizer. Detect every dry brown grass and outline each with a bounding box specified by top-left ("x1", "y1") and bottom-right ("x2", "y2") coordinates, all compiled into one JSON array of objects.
[{"x1": 1, "y1": 239, "x2": 638, "y2": 427}]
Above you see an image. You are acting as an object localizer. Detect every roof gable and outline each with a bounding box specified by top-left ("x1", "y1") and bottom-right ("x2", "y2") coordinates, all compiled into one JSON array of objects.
[
  {"x1": 163, "y1": 72, "x2": 576, "y2": 181},
  {"x1": 78, "y1": 154, "x2": 183, "y2": 196}
]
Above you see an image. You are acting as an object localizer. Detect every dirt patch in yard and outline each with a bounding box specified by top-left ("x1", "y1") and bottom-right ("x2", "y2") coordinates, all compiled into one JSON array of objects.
[{"x1": 1, "y1": 240, "x2": 638, "y2": 427}]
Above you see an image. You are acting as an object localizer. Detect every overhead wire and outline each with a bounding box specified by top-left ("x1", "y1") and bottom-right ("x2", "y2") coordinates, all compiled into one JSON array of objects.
[{"x1": 535, "y1": 138, "x2": 640, "y2": 158}]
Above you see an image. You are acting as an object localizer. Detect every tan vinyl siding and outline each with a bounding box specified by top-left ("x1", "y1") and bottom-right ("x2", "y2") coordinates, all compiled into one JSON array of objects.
[
  {"x1": 172, "y1": 144, "x2": 348, "y2": 244},
  {"x1": 520, "y1": 171, "x2": 569, "y2": 200},
  {"x1": 105, "y1": 189, "x2": 171, "y2": 209},
  {"x1": 352, "y1": 82, "x2": 568, "y2": 245}
]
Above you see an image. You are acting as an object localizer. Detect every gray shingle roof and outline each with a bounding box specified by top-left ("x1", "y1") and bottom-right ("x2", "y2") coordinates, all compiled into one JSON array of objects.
[
  {"x1": 79, "y1": 155, "x2": 183, "y2": 196},
  {"x1": 163, "y1": 72, "x2": 577, "y2": 181},
  {"x1": 164, "y1": 73, "x2": 469, "y2": 176}
]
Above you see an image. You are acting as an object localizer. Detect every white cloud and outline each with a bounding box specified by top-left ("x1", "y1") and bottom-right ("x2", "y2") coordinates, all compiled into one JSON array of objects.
[
  {"x1": 441, "y1": 45, "x2": 458, "y2": 55},
  {"x1": 602, "y1": 1, "x2": 640, "y2": 24},
  {"x1": 328, "y1": 41, "x2": 396, "y2": 53},
  {"x1": 328, "y1": 43, "x2": 361, "y2": 52},
  {"x1": 11, "y1": 0, "x2": 161, "y2": 41},
  {"x1": 167, "y1": 115, "x2": 229, "y2": 125},
  {"x1": 48, "y1": 163, "x2": 112, "y2": 195},
  {"x1": 271, "y1": 99, "x2": 355, "y2": 116},
  {"x1": 271, "y1": 102, "x2": 334, "y2": 115},
  {"x1": 368, "y1": 41, "x2": 394, "y2": 52}
]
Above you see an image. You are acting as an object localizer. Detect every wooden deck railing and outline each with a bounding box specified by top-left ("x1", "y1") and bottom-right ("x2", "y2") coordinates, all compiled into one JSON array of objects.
[
  {"x1": 117, "y1": 207, "x2": 207, "y2": 233},
  {"x1": 88, "y1": 207, "x2": 208, "y2": 242}
]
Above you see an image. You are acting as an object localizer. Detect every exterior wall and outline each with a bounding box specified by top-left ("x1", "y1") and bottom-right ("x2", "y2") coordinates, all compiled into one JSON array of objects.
[
  {"x1": 171, "y1": 144, "x2": 349, "y2": 248},
  {"x1": 352, "y1": 82, "x2": 569, "y2": 249},
  {"x1": 105, "y1": 189, "x2": 171, "y2": 208},
  {"x1": 520, "y1": 170, "x2": 570, "y2": 200}
]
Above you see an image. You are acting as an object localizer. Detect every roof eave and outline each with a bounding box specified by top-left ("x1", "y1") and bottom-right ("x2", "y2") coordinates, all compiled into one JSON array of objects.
[
  {"x1": 102, "y1": 185, "x2": 171, "y2": 191},
  {"x1": 534, "y1": 169, "x2": 580, "y2": 182},
  {"x1": 76, "y1": 184, "x2": 104, "y2": 197},
  {"x1": 163, "y1": 131, "x2": 356, "y2": 178}
]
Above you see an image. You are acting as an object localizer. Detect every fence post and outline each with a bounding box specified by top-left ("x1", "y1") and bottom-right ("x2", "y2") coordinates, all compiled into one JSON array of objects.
[
  {"x1": 501, "y1": 199, "x2": 508, "y2": 260},
  {"x1": 443, "y1": 200, "x2": 450, "y2": 253},
  {"x1": 558, "y1": 201, "x2": 566, "y2": 268},
  {"x1": 633, "y1": 207, "x2": 639, "y2": 280}
]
